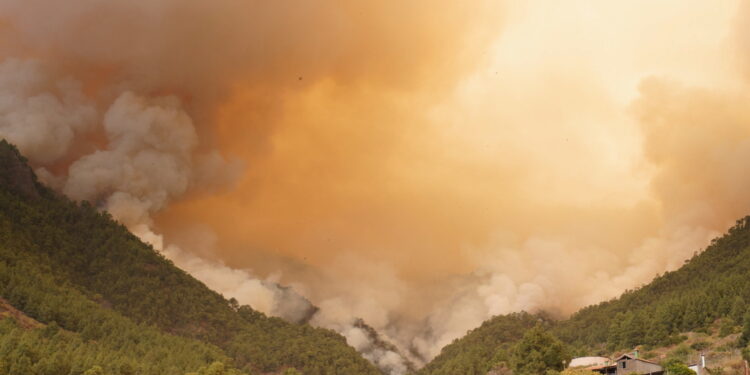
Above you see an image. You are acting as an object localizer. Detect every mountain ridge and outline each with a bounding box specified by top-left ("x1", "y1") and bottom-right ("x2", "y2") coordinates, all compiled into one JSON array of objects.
[
  {"x1": 0, "y1": 139, "x2": 381, "y2": 375},
  {"x1": 418, "y1": 215, "x2": 750, "y2": 374}
]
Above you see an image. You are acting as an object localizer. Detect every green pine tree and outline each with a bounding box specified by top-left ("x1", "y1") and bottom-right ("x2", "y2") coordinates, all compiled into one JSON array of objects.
[{"x1": 511, "y1": 325, "x2": 570, "y2": 375}]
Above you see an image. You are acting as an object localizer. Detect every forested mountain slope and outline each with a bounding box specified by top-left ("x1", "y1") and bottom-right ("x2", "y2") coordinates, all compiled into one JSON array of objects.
[
  {"x1": 557, "y1": 216, "x2": 750, "y2": 350},
  {"x1": 420, "y1": 215, "x2": 750, "y2": 374},
  {"x1": 417, "y1": 312, "x2": 546, "y2": 375},
  {"x1": 0, "y1": 139, "x2": 380, "y2": 375}
]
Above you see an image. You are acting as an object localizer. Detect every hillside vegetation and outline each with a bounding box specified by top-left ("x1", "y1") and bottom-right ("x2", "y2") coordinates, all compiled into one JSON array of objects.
[
  {"x1": 417, "y1": 312, "x2": 544, "y2": 375},
  {"x1": 420, "y1": 215, "x2": 750, "y2": 374},
  {"x1": 0, "y1": 139, "x2": 380, "y2": 375}
]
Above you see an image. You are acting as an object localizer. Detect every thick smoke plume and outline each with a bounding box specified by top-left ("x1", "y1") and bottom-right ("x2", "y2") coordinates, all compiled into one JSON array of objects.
[
  {"x1": 0, "y1": 59, "x2": 95, "y2": 164},
  {"x1": 2, "y1": 0, "x2": 750, "y2": 370}
]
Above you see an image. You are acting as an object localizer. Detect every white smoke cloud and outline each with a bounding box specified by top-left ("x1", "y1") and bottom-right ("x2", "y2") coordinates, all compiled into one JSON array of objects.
[
  {"x1": 148, "y1": 227, "x2": 318, "y2": 322},
  {"x1": 0, "y1": 59, "x2": 96, "y2": 164},
  {"x1": 306, "y1": 256, "x2": 417, "y2": 373},
  {"x1": 343, "y1": 325, "x2": 410, "y2": 375},
  {"x1": 62, "y1": 89, "x2": 244, "y2": 215},
  {"x1": 63, "y1": 92, "x2": 195, "y2": 224}
]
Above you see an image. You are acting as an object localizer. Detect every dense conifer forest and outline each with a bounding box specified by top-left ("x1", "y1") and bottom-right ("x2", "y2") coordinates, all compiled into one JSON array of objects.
[{"x1": 0, "y1": 140, "x2": 380, "y2": 375}]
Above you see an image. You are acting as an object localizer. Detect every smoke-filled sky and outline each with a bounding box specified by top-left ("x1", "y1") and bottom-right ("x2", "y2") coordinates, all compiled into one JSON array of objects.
[{"x1": 2, "y1": 0, "x2": 750, "y2": 371}]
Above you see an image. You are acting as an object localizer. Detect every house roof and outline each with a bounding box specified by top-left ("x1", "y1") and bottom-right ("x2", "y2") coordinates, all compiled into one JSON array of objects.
[{"x1": 613, "y1": 353, "x2": 661, "y2": 366}]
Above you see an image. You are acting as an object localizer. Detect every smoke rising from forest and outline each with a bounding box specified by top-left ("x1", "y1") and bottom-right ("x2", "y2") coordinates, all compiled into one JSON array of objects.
[{"x1": 2, "y1": 0, "x2": 750, "y2": 370}]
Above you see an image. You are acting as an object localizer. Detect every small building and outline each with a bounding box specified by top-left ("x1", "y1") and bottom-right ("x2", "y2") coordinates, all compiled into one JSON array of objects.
[{"x1": 590, "y1": 353, "x2": 663, "y2": 375}]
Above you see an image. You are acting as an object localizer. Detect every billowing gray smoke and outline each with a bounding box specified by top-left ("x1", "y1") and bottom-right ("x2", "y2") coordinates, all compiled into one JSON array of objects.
[{"x1": 0, "y1": 59, "x2": 96, "y2": 165}]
